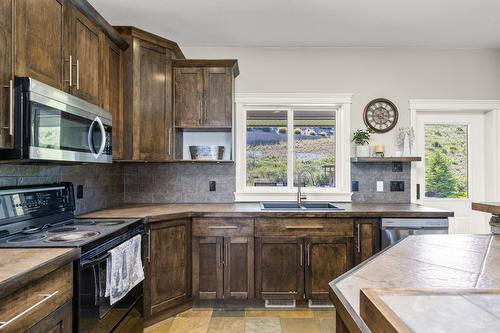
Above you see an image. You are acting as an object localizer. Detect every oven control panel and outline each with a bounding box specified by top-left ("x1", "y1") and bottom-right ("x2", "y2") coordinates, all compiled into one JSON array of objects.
[{"x1": 0, "y1": 183, "x2": 73, "y2": 221}]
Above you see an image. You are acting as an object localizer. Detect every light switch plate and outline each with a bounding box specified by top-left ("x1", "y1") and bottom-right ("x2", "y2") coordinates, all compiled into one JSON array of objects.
[{"x1": 376, "y1": 181, "x2": 384, "y2": 192}]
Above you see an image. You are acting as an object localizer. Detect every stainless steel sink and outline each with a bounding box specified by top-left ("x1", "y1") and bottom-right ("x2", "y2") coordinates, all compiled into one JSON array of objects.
[{"x1": 260, "y1": 202, "x2": 343, "y2": 210}]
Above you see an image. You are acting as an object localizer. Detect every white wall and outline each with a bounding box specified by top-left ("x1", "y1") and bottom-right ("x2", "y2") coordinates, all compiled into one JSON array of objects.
[{"x1": 182, "y1": 47, "x2": 500, "y2": 154}]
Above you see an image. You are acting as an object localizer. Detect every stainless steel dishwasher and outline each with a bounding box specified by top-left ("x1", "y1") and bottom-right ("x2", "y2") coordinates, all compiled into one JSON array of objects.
[{"x1": 381, "y1": 218, "x2": 449, "y2": 249}]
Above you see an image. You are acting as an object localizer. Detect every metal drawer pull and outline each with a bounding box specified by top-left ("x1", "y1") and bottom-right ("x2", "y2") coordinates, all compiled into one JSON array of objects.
[
  {"x1": 0, "y1": 291, "x2": 59, "y2": 329},
  {"x1": 306, "y1": 243, "x2": 311, "y2": 266},
  {"x1": 299, "y1": 243, "x2": 303, "y2": 266},
  {"x1": 357, "y1": 224, "x2": 361, "y2": 253},
  {"x1": 225, "y1": 243, "x2": 229, "y2": 267},
  {"x1": 285, "y1": 226, "x2": 324, "y2": 229},
  {"x1": 208, "y1": 226, "x2": 238, "y2": 229}
]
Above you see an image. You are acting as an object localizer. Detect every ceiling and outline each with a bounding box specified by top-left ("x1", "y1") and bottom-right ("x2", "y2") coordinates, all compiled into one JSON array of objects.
[{"x1": 89, "y1": 0, "x2": 500, "y2": 48}]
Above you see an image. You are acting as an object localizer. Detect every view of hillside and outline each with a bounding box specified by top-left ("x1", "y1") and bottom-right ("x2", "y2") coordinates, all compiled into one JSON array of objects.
[{"x1": 424, "y1": 124, "x2": 468, "y2": 198}]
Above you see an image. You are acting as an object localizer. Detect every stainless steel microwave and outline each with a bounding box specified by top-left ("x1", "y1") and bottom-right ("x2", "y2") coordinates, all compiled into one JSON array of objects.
[{"x1": 0, "y1": 77, "x2": 112, "y2": 163}]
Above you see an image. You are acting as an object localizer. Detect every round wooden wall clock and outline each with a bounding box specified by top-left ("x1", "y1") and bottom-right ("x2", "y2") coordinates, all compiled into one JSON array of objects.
[{"x1": 363, "y1": 98, "x2": 399, "y2": 133}]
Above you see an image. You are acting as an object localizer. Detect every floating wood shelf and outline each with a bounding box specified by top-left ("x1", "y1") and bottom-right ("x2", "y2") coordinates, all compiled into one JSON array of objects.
[{"x1": 351, "y1": 157, "x2": 422, "y2": 163}]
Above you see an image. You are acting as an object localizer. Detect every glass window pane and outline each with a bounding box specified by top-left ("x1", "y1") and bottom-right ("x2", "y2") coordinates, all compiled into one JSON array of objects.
[
  {"x1": 246, "y1": 110, "x2": 288, "y2": 187},
  {"x1": 293, "y1": 110, "x2": 336, "y2": 188},
  {"x1": 424, "y1": 124, "x2": 468, "y2": 198}
]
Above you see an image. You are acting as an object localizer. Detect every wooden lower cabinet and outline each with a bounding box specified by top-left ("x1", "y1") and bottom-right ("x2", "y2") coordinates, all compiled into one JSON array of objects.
[
  {"x1": 25, "y1": 300, "x2": 72, "y2": 333},
  {"x1": 192, "y1": 236, "x2": 254, "y2": 300},
  {"x1": 354, "y1": 218, "x2": 381, "y2": 266},
  {"x1": 144, "y1": 219, "x2": 191, "y2": 319},
  {"x1": 255, "y1": 236, "x2": 353, "y2": 301},
  {"x1": 255, "y1": 237, "x2": 304, "y2": 300},
  {"x1": 305, "y1": 237, "x2": 353, "y2": 300}
]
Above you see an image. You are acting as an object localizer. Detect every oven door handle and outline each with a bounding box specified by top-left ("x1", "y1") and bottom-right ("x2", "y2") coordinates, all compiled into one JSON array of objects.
[{"x1": 81, "y1": 252, "x2": 110, "y2": 269}]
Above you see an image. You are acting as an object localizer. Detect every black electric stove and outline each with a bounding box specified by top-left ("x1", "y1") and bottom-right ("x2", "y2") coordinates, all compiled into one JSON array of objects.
[{"x1": 0, "y1": 183, "x2": 145, "y2": 332}]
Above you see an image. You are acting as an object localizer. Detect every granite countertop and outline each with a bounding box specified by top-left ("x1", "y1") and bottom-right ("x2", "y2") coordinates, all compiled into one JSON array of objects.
[
  {"x1": 0, "y1": 247, "x2": 80, "y2": 299},
  {"x1": 80, "y1": 203, "x2": 453, "y2": 222},
  {"x1": 329, "y1": 234, "x2": 500, "y2": 333}
]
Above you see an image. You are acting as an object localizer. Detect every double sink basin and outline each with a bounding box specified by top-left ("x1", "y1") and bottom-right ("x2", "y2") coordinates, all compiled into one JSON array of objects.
[{"x1": 260, "y1": 202, "x2": 344, "y2": 210}]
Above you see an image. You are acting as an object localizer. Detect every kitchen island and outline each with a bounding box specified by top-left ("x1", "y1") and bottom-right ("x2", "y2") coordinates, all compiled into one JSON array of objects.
[{"x1": 329, "y1": 234, "x2": 500, "y2": 333}]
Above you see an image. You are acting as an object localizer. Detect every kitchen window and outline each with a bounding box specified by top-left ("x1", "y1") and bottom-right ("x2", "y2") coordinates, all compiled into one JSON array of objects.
[{"x1": 235, "y1": 93, "x2": 353, "y2": 202}]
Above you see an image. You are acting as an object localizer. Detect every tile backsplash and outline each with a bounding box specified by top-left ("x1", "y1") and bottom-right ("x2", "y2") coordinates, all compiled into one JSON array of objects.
[
  {"x1": 123, "y1": 163, "x2": 235, "y2": 204},
  {"x1": 351, "y1": 162, "x2": 411, "y2": 203},
  {"x1": 0, "y1": 164, "x2": 124, "y2": 215},
  {"x1": 0, "y1": 161, "x2": 410, "y2": 214}
]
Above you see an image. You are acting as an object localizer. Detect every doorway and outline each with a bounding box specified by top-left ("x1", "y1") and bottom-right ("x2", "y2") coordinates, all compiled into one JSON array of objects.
[{"x1": 410, "y1": 100, "x2": 500, "y2": 234}]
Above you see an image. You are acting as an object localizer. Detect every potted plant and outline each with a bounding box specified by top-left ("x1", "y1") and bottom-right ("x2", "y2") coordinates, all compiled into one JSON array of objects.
[{"x1": 352, "y1": 128, "x2": 373, "y2": 157}]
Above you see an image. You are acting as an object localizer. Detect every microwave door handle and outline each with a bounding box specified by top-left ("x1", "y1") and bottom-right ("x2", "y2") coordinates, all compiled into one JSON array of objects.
[
  {"x1": 95, "y1": 116, "x2": 106, "y2": 158},
  {"x1": 87, "y1": 118, "x2": 97, "y2": 156}
]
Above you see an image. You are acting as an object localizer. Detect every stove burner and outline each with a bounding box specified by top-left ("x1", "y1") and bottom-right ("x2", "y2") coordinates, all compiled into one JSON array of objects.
[
  {"x1": 67, "y1": 220, "x2": 96, "y2": 226},
  {"x1": 94, "y1": 220, "x2": 126, "y2": 226},
  {"x1": 22, "y1": 224, "x2": 52, "y2": 234},
  {"x1": 48, "y1": 226, "x2": 78, "y2": 233},
  {"x1": 45, "y1": 231, "x2": 100, "y2": 242},
  {"x1": 7, "y1": 234, "x2": 47, "y2": 243}
]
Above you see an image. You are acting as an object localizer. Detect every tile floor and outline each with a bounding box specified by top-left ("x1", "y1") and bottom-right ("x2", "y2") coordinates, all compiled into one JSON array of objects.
[{"x1": 144, "y1": 308, "x2": 336, "y2": 333}]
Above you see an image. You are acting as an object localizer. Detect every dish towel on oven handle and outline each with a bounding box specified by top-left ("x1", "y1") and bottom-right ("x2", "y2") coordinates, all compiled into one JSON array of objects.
[{"x1": 105, "y1": 234, "x2": 144, "y2": 305}]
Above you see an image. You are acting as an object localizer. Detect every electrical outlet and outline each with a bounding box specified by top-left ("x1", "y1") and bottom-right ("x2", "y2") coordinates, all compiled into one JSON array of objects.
[
  {"x1": 390, "y1": 181, "x2": 405, "y2": 192},
  {"x1": 209, "y1": 181, "x2": 216, "y2": 192},
  {"x1": 76, "y1": 185, "x2": 84, "y2": 199},
  {"x1": 376, "y1": 181, "x2": 384, "y2": 192},
  {"x1": 352, "y1": 181, "x2": 359, "y2": 192},
  {"x1": 392, "y1": 162, "x2": 403, "y2": 172}
]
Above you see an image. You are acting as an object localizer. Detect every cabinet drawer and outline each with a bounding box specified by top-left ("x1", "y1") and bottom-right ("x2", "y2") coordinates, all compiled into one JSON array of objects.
[
  {"x1": 192, "y1": 218, "x2": 254, "y2": 237},
  {"x1": 0, "y1": 263, "x2": 73, "y2": 333},
  {"x1": 255, "y1": 218, "x2": 353, "y2": 237}
]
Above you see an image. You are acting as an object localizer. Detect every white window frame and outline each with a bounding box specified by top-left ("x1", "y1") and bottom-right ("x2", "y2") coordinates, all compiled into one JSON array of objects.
[{"x1": 234, "y1": 93, "x2": 353, "y2": 202}]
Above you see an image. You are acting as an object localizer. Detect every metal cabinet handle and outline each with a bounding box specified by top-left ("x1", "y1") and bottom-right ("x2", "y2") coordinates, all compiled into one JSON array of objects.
[
  {"x1": 64, "y1": 56, "x2": 73, "y2": 86},
  {"x1": 2, "y1": 79, "x2": 13, "y2": 135},
  {"x1": 168, "y1": 128, "x2": 172, "y2": 156},
  {"x1": 285, "y1": 226, "x2": 324, "y2": 229},
  {"x1": 147, "y1": 231, "x2": 151, "y2": 263},
  {"x1": 199, "y1": 99, "x2": 203, "y2": 125},
  {"x1": 208, "y1": 226, "x2": 238, "y2": 229},
  {"x1": 357, "y1": 224, "x2": 361, "y2": 253},
  {"x1": 299, "y1": 243, "x2": 303, "y2": 266},
  {"x1": 225, "y1": 243, "x2": 229, "y2": 267},
  {"x1": 218, "y1": 243, "x2": 223, "y2": 268},
  {"x1": 306, "y1": 243, "x2": 311, "y2": 266},
  {"x1": 0, "y1": 291, "x2": 59, "y2": 329},
  {"x1": 75, "y1": 59, "x2": 80, "y2": 90}
]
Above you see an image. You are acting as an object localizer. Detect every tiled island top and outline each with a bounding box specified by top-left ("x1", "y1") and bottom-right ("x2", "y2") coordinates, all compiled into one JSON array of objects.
[{"x1": 329, "y1": 234, "x2": 500, "y2": 333}]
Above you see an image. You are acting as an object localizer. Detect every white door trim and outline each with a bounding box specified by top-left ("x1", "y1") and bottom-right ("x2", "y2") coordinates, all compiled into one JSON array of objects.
[{"x1": 409, "y1": 99, "x2": 500, "y2": 203}]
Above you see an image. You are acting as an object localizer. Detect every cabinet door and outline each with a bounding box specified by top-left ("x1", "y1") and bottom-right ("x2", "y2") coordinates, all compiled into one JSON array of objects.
[
  {"x1": 174, "y1": 67, "x2": 203, "y2": 127},
  {"x1": 193, "y1": 236, "x2": 223, "y2": 300},
  {"x1": 25, "y1": 300, "x2": 72, "y2": 333},
  {"x1": 146, "y1": 219, "x2": 191, "y2": 318},
  {"x1": 354, "y1": 218, "x2": 380, "y2": 265},
  {"x1": 0, "y1": 0, "x2": 13, "y2": 149},
  {"x1": 305, "y1": 237, "x2": 353, "y2": 300},
  {"x1": 203, "y1": 67, "x2": 232, "y2": 127},
  {"x1": 101, "y1": 38, "x2": 124, "y2": 159},
  {"x1": 15, "y1": 0, "x2": 69, "y2": 90},
  {"x1": 135, "y1": 41, "x2": 172, "y2": 160},
  {"x1": 223, "y1": 237, "x2": 254, "y2": 299},
  {"x1": 70, "y1": 7, "x2": 101, "y2": 104},
  {"x1": 255, "y1": 237, "x2": 304, "y2": 300}
]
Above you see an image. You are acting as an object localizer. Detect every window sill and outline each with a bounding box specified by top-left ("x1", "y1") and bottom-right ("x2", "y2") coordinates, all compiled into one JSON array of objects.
[{"x1": 234, "y1": 190, "x2": 353, "y2": 202}]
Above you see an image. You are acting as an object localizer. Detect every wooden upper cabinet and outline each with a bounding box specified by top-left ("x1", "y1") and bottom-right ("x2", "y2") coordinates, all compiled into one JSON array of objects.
[
  {"x1": 69, "y1": 6, "x2": 102, "y2": 104},
  {"x1": 173, "y1": 60, "x2": 238, "y2": 129},
  {"x1": 0, "y1": 0, "x2": 14, "y2": 149},
  {"x1": 116, "y1": 26, "x2": 179, "y2": 161},
  {"x1": 15, "y1": 0, "x2": 69, "y2": 90},
  {"x1": 145, "y1": 219, "x2": 191, "y2": 319},
  {"x1": 174, "y1": 67, "x2": 203, "y2": 127},
  {"x1": 204, "y1": 67, "x2": 233, "y2": 127},
  {"x1": 101, "y1": 37, "x2": 124, "y2": 159}
]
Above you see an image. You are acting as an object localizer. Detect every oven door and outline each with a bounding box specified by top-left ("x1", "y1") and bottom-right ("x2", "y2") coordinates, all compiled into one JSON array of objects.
[
  {"x1": 25, "y1": 78, "x2": 112, "y2": 163},
  {"x1": 79, "y1": 254, "x2": 142, "y2": 333}
]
